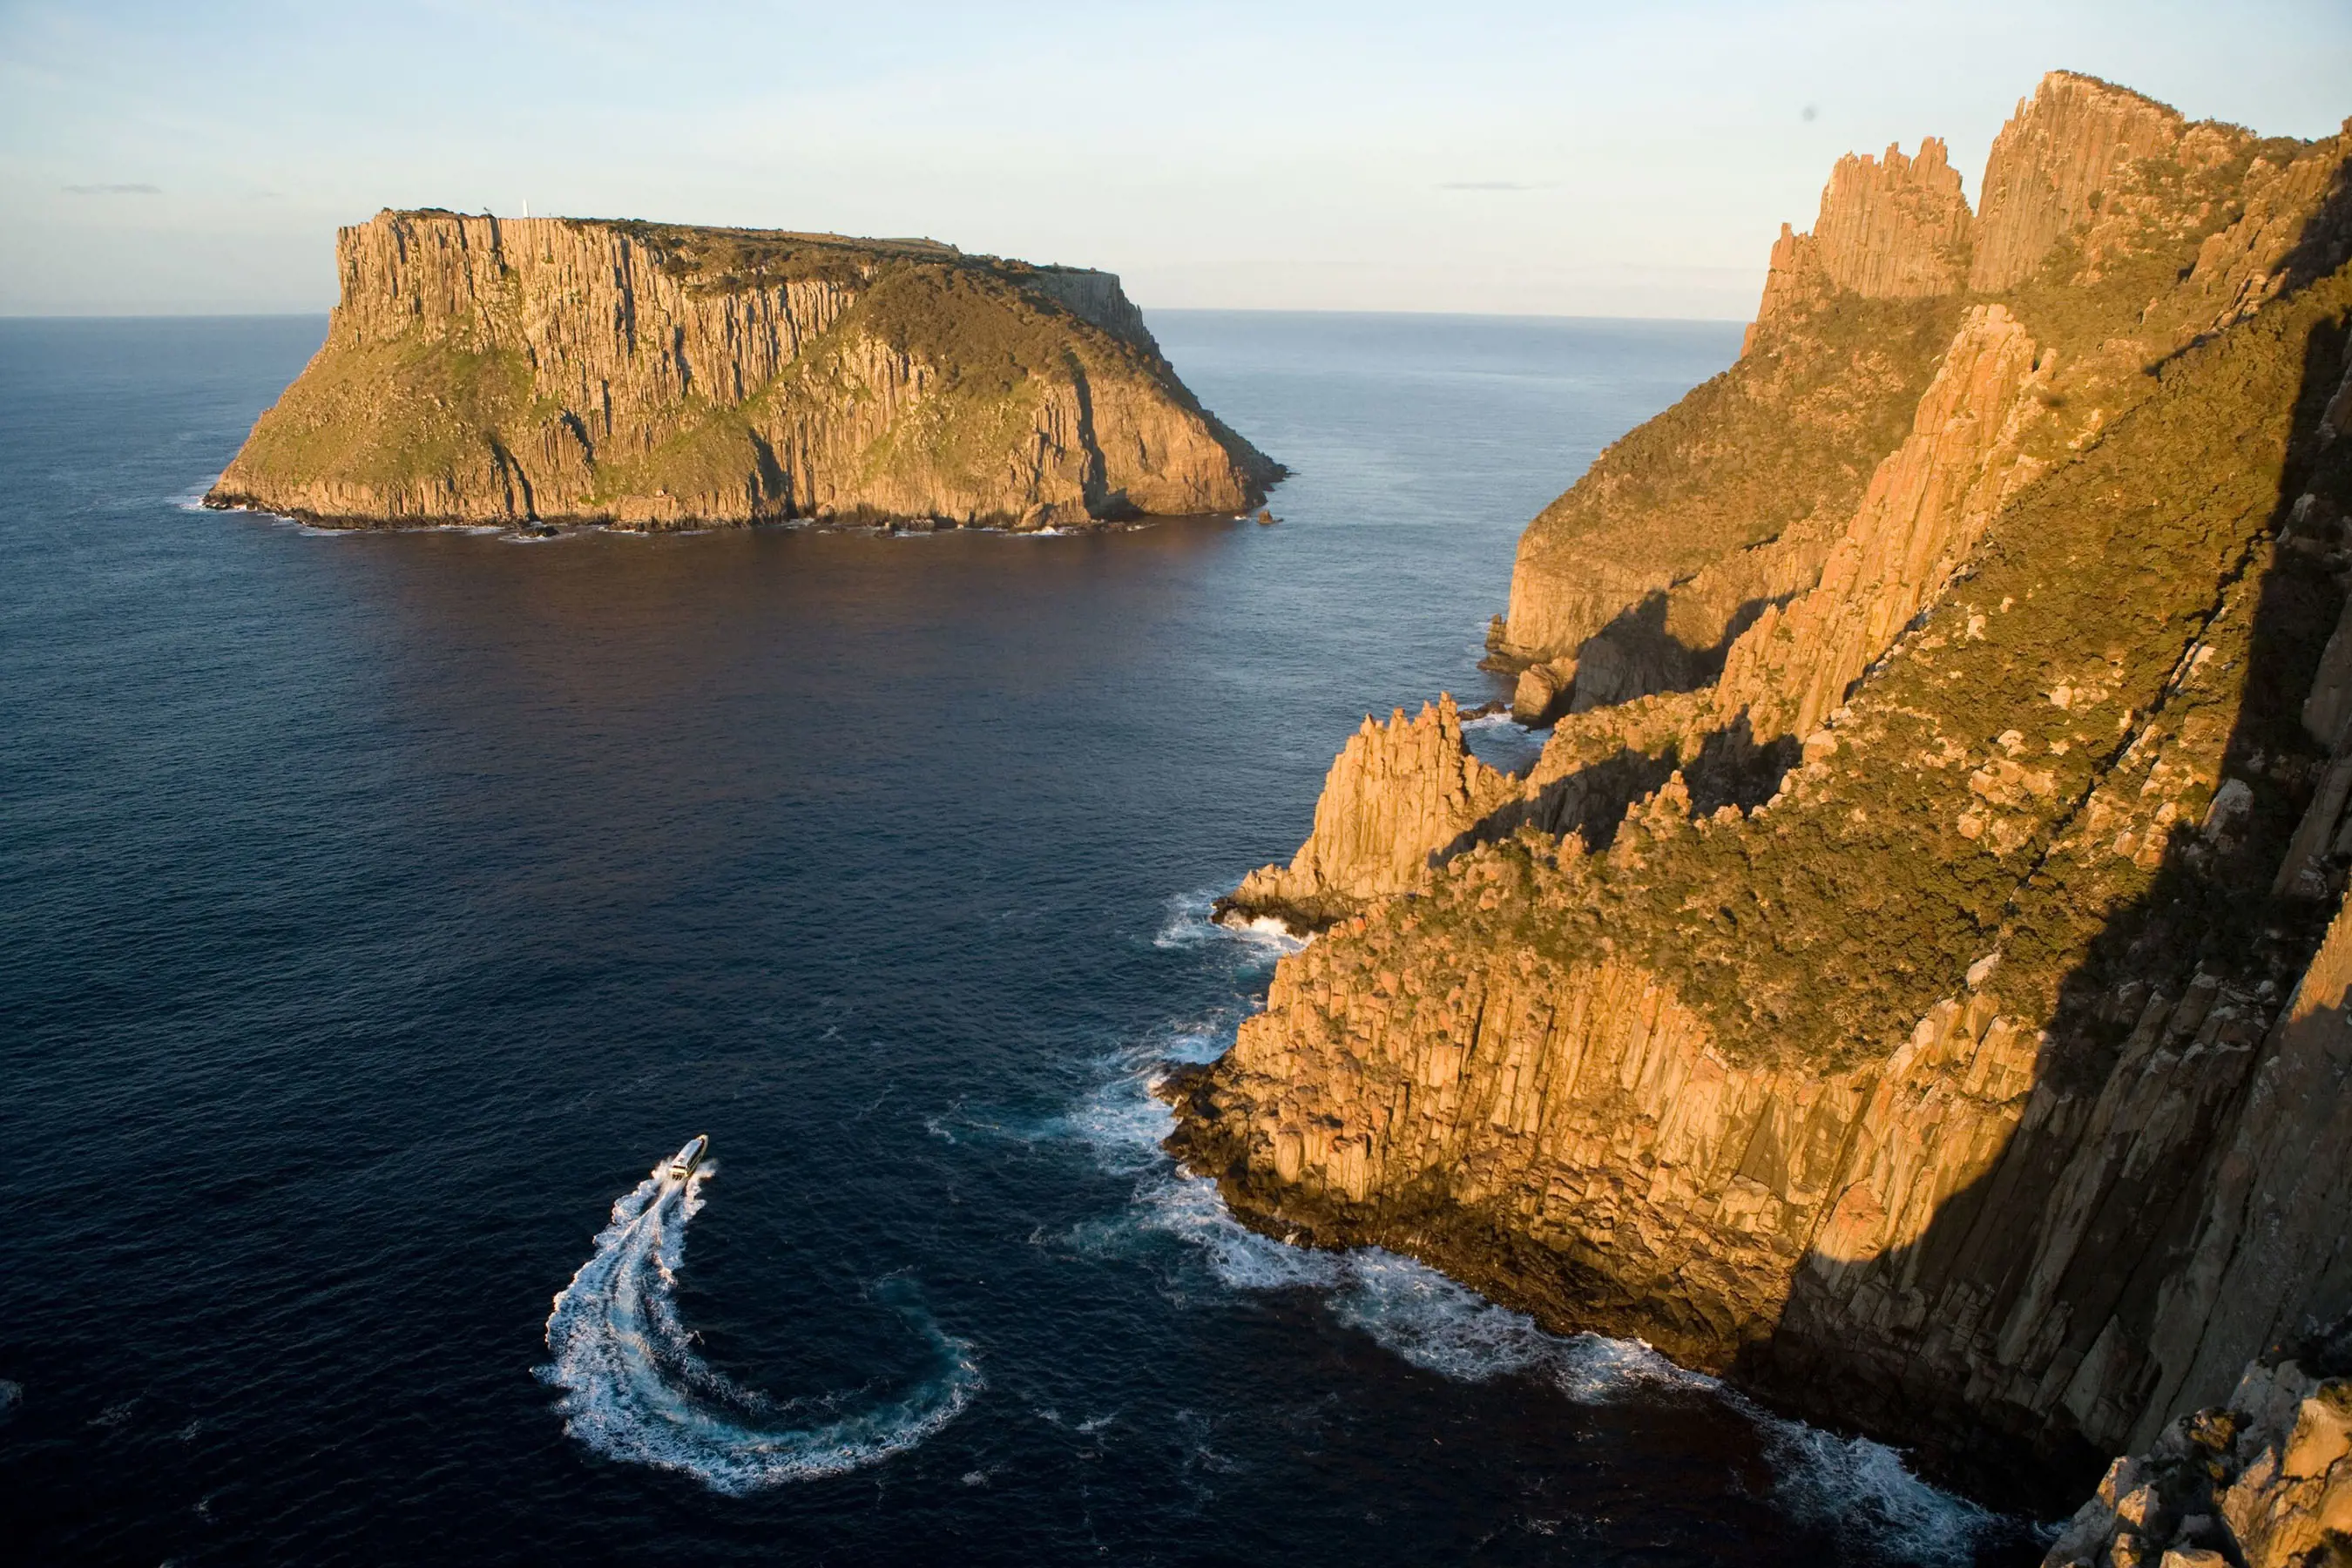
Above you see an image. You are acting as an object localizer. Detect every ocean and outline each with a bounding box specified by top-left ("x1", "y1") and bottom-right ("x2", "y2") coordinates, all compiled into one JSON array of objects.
[{"x1": 0, "y1": 309, "x2": 2044, "y2": 1564}]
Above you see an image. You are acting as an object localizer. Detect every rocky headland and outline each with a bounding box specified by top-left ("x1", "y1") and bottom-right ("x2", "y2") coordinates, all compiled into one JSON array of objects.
[
  {"x1": 1173, "y1": 69, "x2": 2352, "y2": 1534},
  {"x1": 206, "y1": 212, "x2": 1277, "y2": 531}
]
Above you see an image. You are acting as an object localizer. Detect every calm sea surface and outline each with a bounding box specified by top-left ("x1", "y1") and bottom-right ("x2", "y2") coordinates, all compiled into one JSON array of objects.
[{"x1": 0, "y1": 311, "x2": 2044, "y2": 1565}]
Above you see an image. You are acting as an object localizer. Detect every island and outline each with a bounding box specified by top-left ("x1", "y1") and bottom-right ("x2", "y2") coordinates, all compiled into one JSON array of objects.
[{"x1": 206, "y1": 211, "x2": 1279, "y2": 531}]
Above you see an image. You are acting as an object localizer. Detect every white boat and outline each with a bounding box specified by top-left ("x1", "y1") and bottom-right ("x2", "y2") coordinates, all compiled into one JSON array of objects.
[{"x1": 666, "y1": 1134, "x2": 709, "y2": 1181}]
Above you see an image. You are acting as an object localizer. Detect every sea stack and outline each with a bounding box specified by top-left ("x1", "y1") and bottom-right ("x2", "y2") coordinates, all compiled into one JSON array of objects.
[{"x1": 206, "y1": 212, "x2": 1279, "y2": 531}]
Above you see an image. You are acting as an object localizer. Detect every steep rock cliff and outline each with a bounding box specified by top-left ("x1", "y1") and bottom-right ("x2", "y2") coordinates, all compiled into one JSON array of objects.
[
  {"x1": 1747, "y1": 137, "x2": 1975, "y2": 353},
  {"x1": 208, "y1": 212, "x2": 1277, "y2": 530},
  {"x1": 1710, "y1": 302, "x2": 2049, "y2": 741},
  {"x1": 1182, "y1": 79, "x2": 2352, "y2": 1509},
  {"x1": 1971, "y1": 72, "x2": 2186, "y2": 294},
  {"x1": 1497, "y1": 72, "x2": 2303, "y2": 730},
  {"x1": 1239, "y1": 302, "x2": 2051, "y2": 916},
  {"x1": 1494, "y1": 283, "x2": 1957, "y2": 691}
]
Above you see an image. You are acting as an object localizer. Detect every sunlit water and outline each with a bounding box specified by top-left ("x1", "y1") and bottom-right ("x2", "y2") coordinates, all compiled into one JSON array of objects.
[{"x1": 0, "y1": 311, "x2": 2043, "y2": 1563}]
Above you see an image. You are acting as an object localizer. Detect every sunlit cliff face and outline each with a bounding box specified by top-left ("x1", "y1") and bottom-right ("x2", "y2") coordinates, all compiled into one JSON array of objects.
[
  {"x1": 207, "y1": 213, "x2": 1277, "y2": 533},
  {"x1": 1179, "y1": 71, "x2": 2352, "y2": 1511}
]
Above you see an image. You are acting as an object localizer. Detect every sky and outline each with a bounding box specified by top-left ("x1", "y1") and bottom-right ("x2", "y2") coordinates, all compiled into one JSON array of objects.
[{"x1": 2, "y1": 0, "x2": 2347, "y2": 320}]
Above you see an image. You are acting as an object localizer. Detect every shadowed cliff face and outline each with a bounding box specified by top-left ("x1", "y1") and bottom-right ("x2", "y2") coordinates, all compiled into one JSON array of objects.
[
  {"x1": 1745, "y1": 302, "x2": 2352, "y2": 1504},
  {"x1": 207, "y1": 213, "x2": 1278, "y2": 531},
  {"x1": 1178, "y1": 71, "x2": 2352, "y2": 1512}
]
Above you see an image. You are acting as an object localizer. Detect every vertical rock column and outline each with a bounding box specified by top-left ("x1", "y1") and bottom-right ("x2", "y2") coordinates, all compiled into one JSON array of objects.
[{"x1": 1225, "y1": 695, "x2": 1519, "y2": 923}]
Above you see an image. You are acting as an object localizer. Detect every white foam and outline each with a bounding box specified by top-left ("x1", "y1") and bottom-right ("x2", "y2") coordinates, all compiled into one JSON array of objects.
[
  {"x1": 1226, "y1": 913, "x2": 1304, "y2": 942},
  {"x1": 1074, "y1": 889, "x2": 2008, "y2": 1557},
  {"x1": 1458, "y1": 711, "x2": 1550, "y2": 775},
  {"x1": 171, "y1": 477, "x2": 221, "y2": 512},
  {"x1": 1065, "y1": 1036, "x2": 1680, "y2": 1394},
  {"x1": 542, "y1": 1154, "x2": 982, "y2": 1495},
  {"x1": 1328, "y1": 1253, "x2": 1696, "y2": 1398},
  {"x1": 200, "y1": 497, "x2": 326, "y2": 533},
  {"x1": 1752, "y1": 1405, "x2": 1998, "y2": 1566},
  {"x1": 1152, "y1": 888, "x2": 1306, "y2": 958}
]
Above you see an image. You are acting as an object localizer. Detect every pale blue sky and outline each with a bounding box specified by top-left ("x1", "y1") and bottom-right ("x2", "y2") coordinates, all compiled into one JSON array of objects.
[{"x1": 3, "y1": 0, "x2": 2347, "y2": 318}]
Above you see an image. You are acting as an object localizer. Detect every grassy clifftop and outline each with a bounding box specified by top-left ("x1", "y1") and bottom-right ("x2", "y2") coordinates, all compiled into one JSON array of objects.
[
  {"x1": 1439, "y1": 264, "x2": 2350, "y2": 1071},
  {"x1": 1498, "y1": 90, "x2": 2343, "y2": 711},
  {"x1": 210, "y1": 212, "x2": 1275, "y2": 531}
]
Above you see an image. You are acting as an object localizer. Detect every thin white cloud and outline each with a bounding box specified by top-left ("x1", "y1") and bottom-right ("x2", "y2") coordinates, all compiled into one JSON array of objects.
[{"x1": 62, "y1": 182, "x2": 159, "y2": 195}]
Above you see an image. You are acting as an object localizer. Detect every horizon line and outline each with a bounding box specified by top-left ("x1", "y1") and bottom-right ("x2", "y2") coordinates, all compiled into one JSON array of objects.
[{"x1": 0, "y1": 304, "x2": 1755, "y2": 326}]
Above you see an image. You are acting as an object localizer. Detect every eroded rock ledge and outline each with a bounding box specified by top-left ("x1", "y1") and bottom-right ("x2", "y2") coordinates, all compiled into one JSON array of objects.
[
  {"x1": 2040, "y1": 1321, "x2": 2352, "y2": 1568},
  {"x1": 1182, "y1": 71, "x2": 2352, "y2": 1512},
  {"x1": 207, "y1": 213, "x2": 1279, "y2": 531}
]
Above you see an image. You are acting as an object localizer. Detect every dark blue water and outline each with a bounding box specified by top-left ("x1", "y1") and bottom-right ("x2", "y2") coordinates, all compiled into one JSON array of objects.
[{"x1": 0, "y1": 312, "x2": 2041, "y2": 1565}]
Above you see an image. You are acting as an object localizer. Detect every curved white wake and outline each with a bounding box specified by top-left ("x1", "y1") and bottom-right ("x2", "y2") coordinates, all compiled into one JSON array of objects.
[{"x1": 542, "y1": 1156, "x2": 982, "y2": 1495}]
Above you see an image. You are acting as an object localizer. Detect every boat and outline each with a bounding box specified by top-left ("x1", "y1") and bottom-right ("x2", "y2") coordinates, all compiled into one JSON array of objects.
[{"x1": 666, "y1": 1134, "x2": 709, "y2": 1181}]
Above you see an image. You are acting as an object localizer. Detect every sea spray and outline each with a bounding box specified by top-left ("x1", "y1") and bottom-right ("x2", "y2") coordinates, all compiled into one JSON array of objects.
[
  {"x1": 541, "y1": 1153, "x2": 982, "y2": 1495},
  {"x1": 1752, "y1": 1407, "x2": 2004, "y2": 1565}
]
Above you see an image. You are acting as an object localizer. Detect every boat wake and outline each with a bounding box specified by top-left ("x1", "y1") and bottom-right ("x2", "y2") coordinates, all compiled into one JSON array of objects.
[{"x1": 541, "y1": 1153, "x2": 982, "y2": 1496}]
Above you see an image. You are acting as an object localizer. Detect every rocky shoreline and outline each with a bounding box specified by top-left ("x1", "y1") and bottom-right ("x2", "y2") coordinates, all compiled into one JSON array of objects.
[
  {"x1": 1173, "y1": 71, "x2": 2352, "y2": 1535},
  {"x1": 199, "y1": 494, "x2": 1213, "y2": 538}
]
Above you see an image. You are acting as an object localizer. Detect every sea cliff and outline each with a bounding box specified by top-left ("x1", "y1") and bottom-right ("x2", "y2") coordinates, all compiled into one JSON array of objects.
[
  {"x1": 1175, "y1": 71, "x2": 2352, "y2": 1519},
  {"x1": 207, "y1": 213, "x2": 1277, "y2": 531}
]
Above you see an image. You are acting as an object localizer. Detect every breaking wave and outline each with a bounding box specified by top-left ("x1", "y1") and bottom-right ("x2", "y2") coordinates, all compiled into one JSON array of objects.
[
  {"x1": 1459, "y1": 708, "x2": 1549, "y2": 774},
  {"x1": 541, "y1": 1154, "x2": 982, "y2": 1495},
  {"x1": 1150, "y1": 887, "x2": 1308, "y2": 956},
  {"x1": 1754, "y1": 1407, "x2": 2003, "y2": 1565}
]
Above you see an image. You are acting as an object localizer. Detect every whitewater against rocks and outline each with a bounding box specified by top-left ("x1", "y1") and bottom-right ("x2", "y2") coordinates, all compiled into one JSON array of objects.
[
  {"x1": 31, "y1": 48, "x2": 2352, "y2": 1568},
  {"x1": 527, "y1": 894, "x2": 2021, "y2": 1560},
  {"x1": 1118, "y1": 902, "x2": 2013, "y2": 1564},
  {"x1": 1183, "y1": 69, "x2": 2352, "y2": 1551}
]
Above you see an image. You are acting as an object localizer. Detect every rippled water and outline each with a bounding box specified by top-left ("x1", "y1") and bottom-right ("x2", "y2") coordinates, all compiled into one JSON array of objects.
[{"x1": 0, "y1": 311, "x2": 2044, "y2": 1564}]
